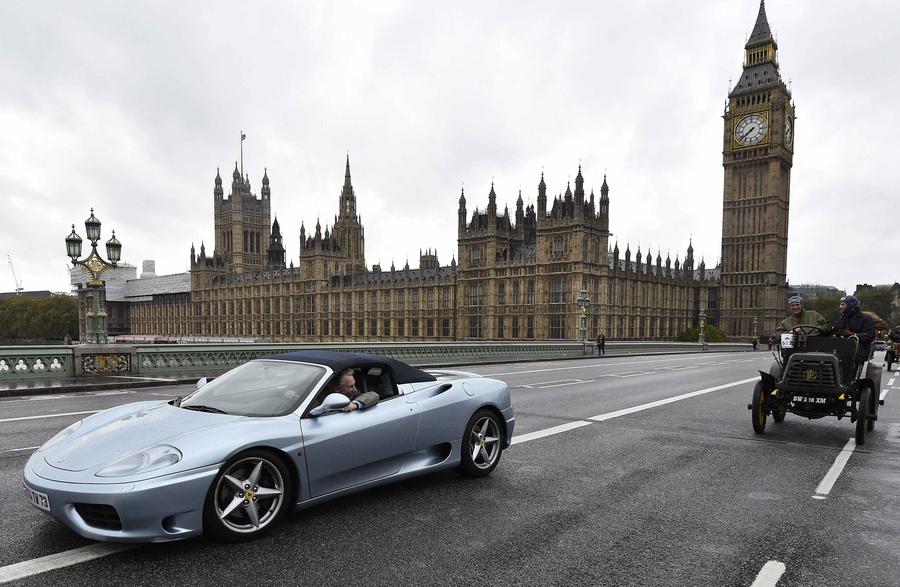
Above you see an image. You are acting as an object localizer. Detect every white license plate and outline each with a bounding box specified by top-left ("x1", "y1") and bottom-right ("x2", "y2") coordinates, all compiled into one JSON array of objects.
[
  {"x1": 25, "y1": 485, "x2": 51, "y2": 511},
  {"x1": 794, "y1": 396, "x2": 826, "y2": 404}
]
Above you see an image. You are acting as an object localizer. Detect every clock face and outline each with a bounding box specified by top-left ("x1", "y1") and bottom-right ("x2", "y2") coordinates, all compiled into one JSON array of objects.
[
  {"x1": 734, "y1": 113, "x2": 769, "y2": 146},
  {"x1": 784, "y1": 116, "x2": 794, "y2": 147}
]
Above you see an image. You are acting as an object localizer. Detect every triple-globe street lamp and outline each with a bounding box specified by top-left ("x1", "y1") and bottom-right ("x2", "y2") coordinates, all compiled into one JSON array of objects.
[
  {"x1": 576, "y1": 288, "x2": 591, "y2": 347},
  {"x1": 65, "y1": 209, "x2": 122, "y2": 344}
]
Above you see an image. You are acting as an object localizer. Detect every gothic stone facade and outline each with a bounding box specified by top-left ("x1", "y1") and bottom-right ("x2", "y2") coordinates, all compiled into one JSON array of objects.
[
  {"x1": 124, "y1": 156, "x2": 717, "y2": 342},
  {"x1": 122, "y1": 2, "x2": 790, "y2": 342}
]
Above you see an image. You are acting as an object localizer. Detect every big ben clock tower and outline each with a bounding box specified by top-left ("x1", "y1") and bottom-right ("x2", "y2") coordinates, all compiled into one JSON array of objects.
[{"x1": 720, "y1": 0, "x2": 794, "y2": 339}]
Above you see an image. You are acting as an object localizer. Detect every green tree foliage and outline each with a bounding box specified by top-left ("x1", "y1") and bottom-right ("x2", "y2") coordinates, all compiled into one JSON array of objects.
[
  {"x1": 854, "y1": 288, "x2": 894, "y2": 327},
  {"x1": 806, "y1": 293, "x2": 842, "y2": 325},
  {"x1": 0, "y1": 295, "x2": 78, "y2": 341},
  {"x1": 676, "y1": 324, "x2": 727, "y2": 343}
]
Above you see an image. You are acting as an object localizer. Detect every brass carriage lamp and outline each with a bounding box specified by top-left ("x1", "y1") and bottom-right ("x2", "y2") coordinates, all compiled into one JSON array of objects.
[
  {"x1": 106, "y1": 231, "x2": 122, "y2": 265},
  {"x1": 65, "y1": 225, "x2": 83, "y2": 261},
  {"x1": 84, "y1": 208, "x2": 101, "y2": 244}
]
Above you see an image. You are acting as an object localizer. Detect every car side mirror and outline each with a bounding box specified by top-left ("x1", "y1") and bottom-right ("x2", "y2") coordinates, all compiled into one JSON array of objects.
[
  {"x1": 309, "y1": 393, "x2": 351, "y2": 417},
  {"x1": 196, "y1": 377, "x2": 208, "y2": 390}
]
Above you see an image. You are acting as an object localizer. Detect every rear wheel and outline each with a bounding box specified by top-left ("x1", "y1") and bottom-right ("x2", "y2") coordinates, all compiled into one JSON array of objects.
[
  {"x1": 751, "y1": 381, "x2": 767, "y2": 434},
  {"x1": 855, "y1": 388, "x2": 872, "y2": 446},
  {"x1": 457, "y1": 409, "x2": 504, "y2": 477},
  {"x1": 203, "y1": 449, "x2": 292, "y2": 542}
]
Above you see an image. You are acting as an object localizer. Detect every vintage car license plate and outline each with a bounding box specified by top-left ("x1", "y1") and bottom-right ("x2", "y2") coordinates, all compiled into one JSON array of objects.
[
  {"x1": 25, "y1": 485, "x2": 51, "y2": 511},
  {"x1": 793, "y1": 396, "x2": 826, "y2": 404}
]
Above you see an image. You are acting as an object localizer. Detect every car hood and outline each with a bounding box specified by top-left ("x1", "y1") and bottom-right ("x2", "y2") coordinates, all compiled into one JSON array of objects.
[{"x1": 42, "y1": 401, "x2": 243, "y2": 472}]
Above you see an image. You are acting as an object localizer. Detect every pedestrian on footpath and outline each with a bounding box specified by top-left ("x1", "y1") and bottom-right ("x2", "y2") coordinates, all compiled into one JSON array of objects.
[
  {"x1": 767, "y1": 336, "x2": 774, "y2": 351},
  {"x1": 597, "y1": 333, "x2": 606, "y2": 356}
]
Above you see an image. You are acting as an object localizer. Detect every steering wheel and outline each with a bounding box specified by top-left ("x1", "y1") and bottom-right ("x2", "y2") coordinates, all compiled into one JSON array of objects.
[{"x1": 791, "y1": 324, "x2": 825, "y2": 336}]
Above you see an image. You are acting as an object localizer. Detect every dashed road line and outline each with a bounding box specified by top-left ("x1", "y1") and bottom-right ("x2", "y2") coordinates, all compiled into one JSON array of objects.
[
  {"x1": 0, "y1": 410, "x2": 99, "y2": 423},
  {"x1": 511, "y1": 421, "x2": 593, "y2": 444},
  {"x1": 0, "y1": 543, "x2": 136, "y2": 584},
  {"x1": 0, "y1": 446, "x2": 40, "y2": 454},
  {"x1": 750, "y1": 560, "x2": 786, "y2": 586},
  {"x1": 881, "y1": 388, "x2": 891, "y2": 402},
  {"x1": 485, "y1": 352, "x2": 765, "y2": 376},
  {"x1": 887, "y1": 378, "x2": 895, "y2": 386},
  {"x1": 813, "y1": 438, "x2": 856, "y2": 499},
  {"x1": 589, "y1": 377, "x2": 758, "y2": 421},
  {"x1": 512, "y1": 377, "x2": 757, "y2": 444}
]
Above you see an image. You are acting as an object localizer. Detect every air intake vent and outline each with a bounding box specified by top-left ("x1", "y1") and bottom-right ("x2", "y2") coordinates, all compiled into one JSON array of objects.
[{"x1": 74, "y1": 503, "x2": 122, "y2": 531}]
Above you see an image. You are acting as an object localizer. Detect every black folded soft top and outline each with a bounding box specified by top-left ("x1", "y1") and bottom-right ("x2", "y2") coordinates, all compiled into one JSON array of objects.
[{"x1": 260, "y1": 350, "x2": 437, "y2": 384}]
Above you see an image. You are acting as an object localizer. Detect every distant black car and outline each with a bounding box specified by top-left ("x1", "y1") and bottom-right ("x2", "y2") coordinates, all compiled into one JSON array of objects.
[
  {"x1": 874, "y1": 340, "x2": 886, "y2": 352},
  {"x1": 750, "y1": 326, "x2": 883, "y2": 445}
]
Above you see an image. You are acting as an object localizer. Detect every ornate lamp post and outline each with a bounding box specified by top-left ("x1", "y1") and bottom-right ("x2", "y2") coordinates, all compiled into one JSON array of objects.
[
  {"x1": 753, "y1": 316, "x2": 758, "y2": 344},
  {"x1": 698, "y1": 307, "x2": 707, "y2": 347},
  {"x1": 66, "y1": 209, "x2": 122, "y2": 344},
  {"x1": 576, "y1": 288, "x2": 591, "y2": 347}
]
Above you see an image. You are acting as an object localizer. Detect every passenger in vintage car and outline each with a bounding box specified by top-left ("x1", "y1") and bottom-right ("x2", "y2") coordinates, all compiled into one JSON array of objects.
[{"x1": 774, "y1": 295, "x2": 831, "y2": 335}]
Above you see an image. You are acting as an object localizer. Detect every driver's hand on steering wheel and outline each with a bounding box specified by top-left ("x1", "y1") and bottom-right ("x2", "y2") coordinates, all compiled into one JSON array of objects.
[{"x1": 840, "y1": 329, "x2": 852, "y2": 337}]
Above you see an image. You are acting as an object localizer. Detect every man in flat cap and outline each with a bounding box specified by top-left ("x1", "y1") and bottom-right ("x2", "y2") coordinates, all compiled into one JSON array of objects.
[{"x1": 775, "y1": 295, "x2": 831, "y2": 335}]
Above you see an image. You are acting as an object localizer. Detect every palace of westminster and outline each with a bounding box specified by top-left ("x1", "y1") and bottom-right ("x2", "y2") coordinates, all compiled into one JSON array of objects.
[{"x1": 77, "y1": 2, "x2": 794, "y2": 343}]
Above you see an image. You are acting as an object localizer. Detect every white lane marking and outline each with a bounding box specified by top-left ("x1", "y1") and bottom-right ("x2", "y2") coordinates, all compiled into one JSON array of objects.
[
  {"x1": 0, "y1": 543, "x2": 136, "y2": 584},
  {"x1": 0, "y1": 410, "x2": 98, "y2": 423},
  {"x1": 0, "y1": 446, "x2": 40, "y2": 454},
  {"x1": 25, "y1": 396, "x2": 64, "y2": 401},
  {"x1": 518, "y1": 379, "x2": 581, "y2": 388},
  {"x1": 607, "y1": 371, "x2": 656, "y2": 378},
  {"x1": 814, "y1": 438, "x2": 856, "y2": 498},
  {"x1": 511, "y1": 421, "x2": 594, "y2": 445},
  {"x1": 484, "y1": 352, "x2": 764, "y2": 376},
  {"x1": 512, "y1": 377, "x2": 758, "y2": 444},
  {"x1": 750, "y1": 560, "x2": 786, "y2": 587},
  {"x1": 887, "y1": 378, "x2": 895, "y2": 386},
  {"x1": 588, "y1": 377, "x2": 758, "y2": 421},
  {"x1": 89, "y1": 390, "x2": 133, "y2": 396},
  {"x1": 881, "y1": 388, "x2": 891, "y2": 402},
  {"x1": 107, "y1": 375, "x2": 177, "y2": 382}
]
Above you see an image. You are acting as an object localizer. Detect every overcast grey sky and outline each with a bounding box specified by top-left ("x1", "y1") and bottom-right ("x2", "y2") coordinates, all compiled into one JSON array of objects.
[{"x1": 1, "y1": 1, "x2": 898, "y2": 296}]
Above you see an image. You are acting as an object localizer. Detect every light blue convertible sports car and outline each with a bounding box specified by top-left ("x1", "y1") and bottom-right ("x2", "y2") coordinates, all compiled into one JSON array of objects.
[{"x1": 23, "y1": 351, "x2": 515, "y2": 542}]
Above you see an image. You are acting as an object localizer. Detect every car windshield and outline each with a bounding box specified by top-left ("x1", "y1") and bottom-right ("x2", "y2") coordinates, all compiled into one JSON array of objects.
[{"x1": 181, "y1": 360, "x2": 326, "y2": 417}]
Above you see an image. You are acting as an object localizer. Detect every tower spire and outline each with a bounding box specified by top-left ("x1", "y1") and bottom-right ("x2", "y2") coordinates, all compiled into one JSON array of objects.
[{"x1": 746, "y1": 1, "x2": 775, "y2": 49}]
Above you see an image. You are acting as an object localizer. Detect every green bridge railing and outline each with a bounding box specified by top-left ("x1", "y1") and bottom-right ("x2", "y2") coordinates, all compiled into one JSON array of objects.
[{"x1": 0, "y1": 341, "x2": 755, "y2": 380}]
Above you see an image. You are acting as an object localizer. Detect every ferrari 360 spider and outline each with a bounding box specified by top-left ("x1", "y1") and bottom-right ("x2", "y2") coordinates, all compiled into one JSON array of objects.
[{"x1": 23, "y1": 351, "x2": 515, "y2": 542}]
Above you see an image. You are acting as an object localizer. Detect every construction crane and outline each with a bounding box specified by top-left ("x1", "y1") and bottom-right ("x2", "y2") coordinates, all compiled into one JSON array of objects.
[{"x1": 7, "y1": 254, "x2": 23, "y2": 294}]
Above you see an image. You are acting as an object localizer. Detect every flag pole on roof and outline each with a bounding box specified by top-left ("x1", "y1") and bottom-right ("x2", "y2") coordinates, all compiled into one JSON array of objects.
[{"x1": 240, "y1": 130, "x2": 246, "y2": 177}]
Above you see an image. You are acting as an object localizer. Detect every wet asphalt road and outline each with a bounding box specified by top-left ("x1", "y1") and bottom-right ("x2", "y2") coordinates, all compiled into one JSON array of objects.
[{"x1": 1, "y1": 351, "x2": 898, "y2": 586}]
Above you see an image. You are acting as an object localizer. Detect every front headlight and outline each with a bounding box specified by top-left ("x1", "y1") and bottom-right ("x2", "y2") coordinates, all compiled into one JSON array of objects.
[
  {"x1": 38, "y1": 420, "x2": 82, "y2": 452},
  {"x1": 95, "y1": 445, "x2": 182, "y2": 477}
]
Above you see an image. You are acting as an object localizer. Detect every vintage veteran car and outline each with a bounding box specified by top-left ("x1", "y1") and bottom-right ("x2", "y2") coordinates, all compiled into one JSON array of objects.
[
  {"x1": 24, "y1": 351, "x2": 515, "y2": 543},
  {"x1": 750, "y1": 328, "x2": 883, "y2": 445}
]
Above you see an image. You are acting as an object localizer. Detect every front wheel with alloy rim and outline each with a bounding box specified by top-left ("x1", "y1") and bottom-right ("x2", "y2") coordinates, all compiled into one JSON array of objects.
[
  {"x1": 457, "y1": 409, "x2": 504, "y2": 477},
  {"x1": 203, "y1": 449, "x2": 292, "y2": 542},
  {"x1": 751, "y1": 381, "x2": 767, "y2": 434},
  {"x1": 855, "y1": 388, "x2": 872, "y2": 446}
]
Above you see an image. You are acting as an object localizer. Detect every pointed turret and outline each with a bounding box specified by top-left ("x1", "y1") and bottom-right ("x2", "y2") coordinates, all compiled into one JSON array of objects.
[
  {"x1": 487, "y1": 182, "x2": 497, "y2": 218},
  {"x1": 574, "y1": 164, "x2": 585, "y2": 205},
  {"x1": 266, "y1": 216, "x2": 286, "y2": 270},
  {"x1": 537, "y1": 171, "x2": 547, "y2": 217},
  {"x1": 458, "y1": 186, "x2": 467, "y2": 231},
  {"x1": 339, "y1": 153, "x2": 357, "y2": 218},
  {"x1": 214, "y1": 168, "x2": 223, "y2": 199},
  {"x1": 261, "y1": 167, "x2": 270, "y2": 199}
]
